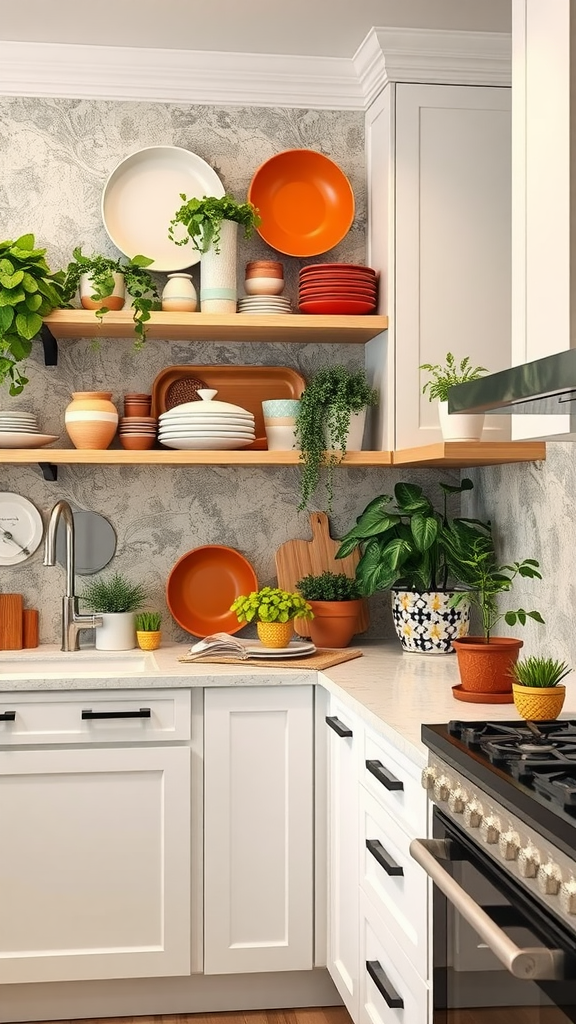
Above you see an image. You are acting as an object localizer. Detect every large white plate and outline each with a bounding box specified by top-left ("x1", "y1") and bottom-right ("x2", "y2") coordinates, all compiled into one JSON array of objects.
[
  {"x1": 245, "y1": 641, "x2": 316, "y2": 659},
  {"x1": 0, "y1": 492, "x2": 44, "y2": 565},
  {"x1": 160, "y1": 436, "x2": 255, "y2": 450},
  {"x1": 0, "y1": 433, "x2": 58, "y2": 448},
  {"x1": 159, "y1": 426, "x2": 255, "y2": 437},
  {"x1": 101, "y1": 146, "x2": 225, "y2": 271},
  {"x1": 159, "y1": 414, "x2": 254, "y2": 426}
]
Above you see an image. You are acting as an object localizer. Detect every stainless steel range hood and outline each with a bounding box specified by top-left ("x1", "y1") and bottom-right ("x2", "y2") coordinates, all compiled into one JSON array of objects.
[{"x1": 448, "y1": 349, "x2": 576, "y2": 414}]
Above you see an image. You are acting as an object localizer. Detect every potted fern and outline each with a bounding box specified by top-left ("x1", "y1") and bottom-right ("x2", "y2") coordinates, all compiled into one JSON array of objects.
[
  {"x1": 419, "y1": 351, "x2": 488, "y2": 441},
  {"x1": 509, "y1": 656, "x2": 571, "y2": 721},
  {"x1": 296, "y1": 571, "x2": 363, "y2": 648},
  {"x1": 230, "y1": 587, "x2": 313, "y2": 649},
  {"x1": 80, "y1": 571, "x2": 149, "y2": 650},
  {"x1": 135, "y1": 611, "x2": 162, "y2": 651}
]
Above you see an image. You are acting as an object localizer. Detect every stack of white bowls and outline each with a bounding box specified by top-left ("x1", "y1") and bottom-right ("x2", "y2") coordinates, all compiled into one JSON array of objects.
[
  {"x1": 0, "y1": 410, "x2": 58, "y2": 448},
  {"x1": 158, "y1": 389, "x2": 256, "y2": 450},
  {"x1": 237, "y1": 295, "x2": 292, "y2": 315}
]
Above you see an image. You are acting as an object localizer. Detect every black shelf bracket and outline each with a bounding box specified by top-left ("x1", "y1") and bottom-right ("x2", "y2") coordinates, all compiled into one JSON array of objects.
[
  {"x1": 40, "y1": 323, "x2": 58, "y2": 366},
  {"x1": 38, "y1": 462, "x2": 58, "y2": 482}
]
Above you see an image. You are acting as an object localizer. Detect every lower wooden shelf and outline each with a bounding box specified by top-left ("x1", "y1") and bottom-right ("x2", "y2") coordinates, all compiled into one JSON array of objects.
[{"x1": 392, "y1": 441, "x2": 547, "y2": 467}]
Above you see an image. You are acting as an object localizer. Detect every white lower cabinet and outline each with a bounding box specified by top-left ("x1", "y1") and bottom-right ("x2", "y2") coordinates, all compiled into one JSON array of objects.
[
  {"x1": 0, "y1": 744, "x2": 191, "y2": 984},
  {"x1": 203, "y1": 685, "x2": 314, "y2": 975}
]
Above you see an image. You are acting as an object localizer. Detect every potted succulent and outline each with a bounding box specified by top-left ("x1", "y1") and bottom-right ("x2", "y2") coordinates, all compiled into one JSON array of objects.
[
  {"x1": 0, "y1": 233, "x2": 66, "y2": 395},
  {"x1": 509, "y1": 656, "x2": 571, "y2": 721},
  {"x1": 296, "y1": 571, "x2": 363, "y2": 648},
  {"x1": 61, "y1": 248, "x2": 159, "y2": 349},
  {"x1": 419, "y1": 351, "x2": 488, "y2": 441},
  {"x1": 294, "y1": 365, "x2": 379, "y2": 512},
  {"x1": 80, "y1": 571, "x2": 149, "y2": 650},
  {"x1": 336, "y1": 478, "x2": 491, "y2": 654},
  {"x1": 135, "y1": 611, "x2": 162, "y2": 651},
  {"x1": 230, "y1": 586, "x2": 313, "y2": 649}
]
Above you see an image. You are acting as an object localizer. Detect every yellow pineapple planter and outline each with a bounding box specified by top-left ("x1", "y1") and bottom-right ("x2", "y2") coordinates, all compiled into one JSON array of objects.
[
  {"x1": 510, "y1": 657, "x2": 571, "y2": 721},
  {"x1": 230, "y1": 587, "x2": 313, "y2": 649},
  {"x1": 135, "y1": 612, "x2": 162, "y2": 652}
]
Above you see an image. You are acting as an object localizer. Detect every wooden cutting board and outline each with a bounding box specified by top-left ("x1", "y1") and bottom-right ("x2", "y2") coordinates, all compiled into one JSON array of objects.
[
  {"x1": 179, "y1": 647, "x2": 363, "y2": 670},
  {"x1": 275, "y1": 512, "x2": 369, "y2": 637}
]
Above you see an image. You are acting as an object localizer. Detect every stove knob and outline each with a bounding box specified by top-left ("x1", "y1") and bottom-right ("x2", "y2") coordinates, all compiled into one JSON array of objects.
[
  {"x1": 559, "y1": 878, "x2": 576, "y2": 915},
  {"x1": 480, "y1": 815, "x2": 501, "y2": 844},
  {"x1": 421, "y1": 766, "x2": 437, "y2": 791},
  {"x1": 537, "y1": 862, "x2": 563, "y2": 896},
  {"x1": 463, "y1": 800, "x2": 483, "y2": 828},
  {"x1": 518, "y1": 844, "x2": 541, "y2": 878},
  {"x1": 498, "y1": 829, "x2": 521, "y2": 861},
  {"x1": 448, "y1": 787, "x2": 468, "y2": 814},
  {"x1": 433, "y1": 775, "x2": 451, "y2": 802}
]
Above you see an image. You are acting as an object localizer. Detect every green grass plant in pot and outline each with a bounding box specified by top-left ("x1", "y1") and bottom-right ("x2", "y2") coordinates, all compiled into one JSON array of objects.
[
  {"x1": 294, "y1": 365, "x2": 379, "y2": 512},
  {"x1": 135, "y1": 611, "x2": 162, "y2": 651},
  {"x1": 509, "y1": 656, "x2": 570, "y2": 721},
  {"x1": 230, "y1": 586, "x2": 313, "y2": 649},
  {"x1": 336, "y1": 478, "x2": 491, "y2": 654},
  {"x1": 80, "y1": 571, "x2": 149, "y2": 651},
  {"x1": 420, "y1": 351, "x2": 488, "y2": 441},
  {"x1": 297, "y1": 571, "x2": 363, "y2": 648}
]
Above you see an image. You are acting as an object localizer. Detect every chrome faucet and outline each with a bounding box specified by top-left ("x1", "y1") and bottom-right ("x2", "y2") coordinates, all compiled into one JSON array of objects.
[{"x1": 43, "y1": 500, "x2": 103, "y2": 652}]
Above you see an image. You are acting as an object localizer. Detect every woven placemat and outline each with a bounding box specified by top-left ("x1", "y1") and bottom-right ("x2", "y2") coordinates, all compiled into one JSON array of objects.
[{"x1": 178, "y1": 647, "x2": 363, "y2": 670}]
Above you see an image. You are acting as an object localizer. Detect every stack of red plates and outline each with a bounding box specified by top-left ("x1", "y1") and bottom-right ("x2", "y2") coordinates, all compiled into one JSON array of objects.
[{"x1": 298, "y1": 263, "x2": 378, "y2": 315}]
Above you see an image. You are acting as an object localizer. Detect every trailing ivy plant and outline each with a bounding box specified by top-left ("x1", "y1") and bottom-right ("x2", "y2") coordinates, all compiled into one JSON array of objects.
[
  {"x1": 0, "y1": 234, "x2": 66, "y2": 395},
  {"x1": 61, "y1": 248, "x2": 159, "y2": 350},
  {"x1": 419, "y1": 351, "x2": 488, "y2": 403},
  {"x1": 168, "y1": 194, "x2": 261, "y2": 254},
  {"x1": 294, "y1": 365, "x2": 379, "y2": 512}
]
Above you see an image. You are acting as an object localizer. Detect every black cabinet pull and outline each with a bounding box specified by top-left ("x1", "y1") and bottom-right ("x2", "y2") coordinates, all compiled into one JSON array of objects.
[
  {"x1": 325, "y1": 715, "x2": 353, "y2": 738},
  {"x1": 366, "y1": 758, "x2": 403, "y2": 791},
  {"x1": 366, "y1": 838, "x2": 404, "y2": 876},
  {"x1": 0, "y1": 711, "x2": 16, "y2": 722},
  {"x1": 81, "y1": 708, "x2": 151, "y2": 720},
  {"x1": 366, "y1": 960, "x2": 404, "y2": 1009}
]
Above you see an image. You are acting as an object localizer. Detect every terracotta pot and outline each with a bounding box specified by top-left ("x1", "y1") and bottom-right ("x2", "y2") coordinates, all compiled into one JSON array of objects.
[
  {"x1": 512, "y1": 683, "x2": 566, "y2": 721},
  {"x1": 80, "y1": 271, "x2": 125, "y2": 311},
  {"x1": 257, "y1": 620, "x2": 294, "y2": 648},
  {"x1": 65, "y1": 391, "x2": 118, "y2": 450},
  {"x1": 136, "y1": 630, "x2": 162, "y2": 651},
  {"x1": 452, "y1": 636, "x2": 524, "y2": 692},
  {"x1": 307, "y1": 599, "x2": 362, "y2": 648}
]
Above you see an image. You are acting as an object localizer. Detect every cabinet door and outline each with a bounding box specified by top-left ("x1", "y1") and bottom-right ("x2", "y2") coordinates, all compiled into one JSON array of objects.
[
  {"x1": 326, "y1": 696, "x2": 361, "y2": 1019},
  {"x1": 204, "y1": 685, "x2": 313, "y2": 974},
  {"x1": 0, "y1": 745, "x2": 190, "y2": 984}
]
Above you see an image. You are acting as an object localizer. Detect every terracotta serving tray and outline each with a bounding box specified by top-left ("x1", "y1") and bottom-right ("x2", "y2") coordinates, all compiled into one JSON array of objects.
[{"x1": 151, "y1": 364, "x2": 306, "y2": 447}]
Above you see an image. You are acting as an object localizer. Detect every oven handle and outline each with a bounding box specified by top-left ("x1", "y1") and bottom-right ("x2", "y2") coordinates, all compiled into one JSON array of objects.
[{"x1": 410, "y1": 838, "x2": 568, "y2": 982}]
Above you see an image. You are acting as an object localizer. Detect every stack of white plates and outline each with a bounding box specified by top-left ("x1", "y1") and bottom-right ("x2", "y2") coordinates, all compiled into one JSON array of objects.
[
  {"x1": 0, "y1": 410, "x2": 58, "y2": 448},
  {"x1": 158, "y1": 389, "x2": 256, "y2": 450},
  {"x1": 238, "y1": 295, "x2": 292, "y2": 315}
]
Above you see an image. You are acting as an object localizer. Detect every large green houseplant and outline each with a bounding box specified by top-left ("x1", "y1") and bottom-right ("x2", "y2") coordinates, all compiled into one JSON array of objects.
[
  {"x1": 0, "y1": 234, "x2": 66, "y2": 395},
  {"x1": 168, "y1": 194, "x2": 261, "y2": 254}
]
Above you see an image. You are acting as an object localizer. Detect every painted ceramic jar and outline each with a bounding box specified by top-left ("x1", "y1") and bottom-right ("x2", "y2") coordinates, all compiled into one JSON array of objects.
[
  {"x1": 161, "y1": 273, "x2": 198, "y2": 312},
  {"x1": 65, "y1": 391, "x2": 119, "y2": 450}
]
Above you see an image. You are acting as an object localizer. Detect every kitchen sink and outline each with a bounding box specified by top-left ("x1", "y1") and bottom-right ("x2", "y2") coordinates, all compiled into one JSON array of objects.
[{"x1": 0, "y1": 648, "x2": 155, "y2": 676}]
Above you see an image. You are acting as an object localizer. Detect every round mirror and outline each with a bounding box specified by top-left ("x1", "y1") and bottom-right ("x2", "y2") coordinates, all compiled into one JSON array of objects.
[{"x1": 55, "y1": 510, "x2": 117, "y2": 575}]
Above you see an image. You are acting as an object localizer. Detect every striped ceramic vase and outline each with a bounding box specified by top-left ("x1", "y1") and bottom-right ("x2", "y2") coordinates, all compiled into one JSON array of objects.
[{"x1": 65, "y1": 391, "x2": 119, "y2": 450}]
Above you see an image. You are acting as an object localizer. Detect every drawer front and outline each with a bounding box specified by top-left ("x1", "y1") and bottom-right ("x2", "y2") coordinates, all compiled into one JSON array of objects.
[
  {"x1": 359, "y1": 786, "x2": 427, "y2": 978},
  {"x1": 359, "y1": 890, "x2": 429, "y2": 1024},
  {"x1": 0, "y1": 689, "x2": 191, "y2": 745},
  {"x1": 361, "y1": 725, "x2": 427, "y2": 835}
]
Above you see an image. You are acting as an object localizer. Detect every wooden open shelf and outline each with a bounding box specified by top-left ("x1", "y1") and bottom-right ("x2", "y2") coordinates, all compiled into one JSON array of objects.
[
  {"x1": 392, "y1": 441, "x2": 547, "y2": 467},
  {"x1": 42, "y1": 310, "x2": 389, "y2": 345}
]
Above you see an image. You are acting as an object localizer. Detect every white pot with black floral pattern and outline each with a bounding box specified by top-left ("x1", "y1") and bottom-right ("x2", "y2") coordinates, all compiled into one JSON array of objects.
[{"x1": 391, "y1": 590, "x2": 471, "y2": 654}]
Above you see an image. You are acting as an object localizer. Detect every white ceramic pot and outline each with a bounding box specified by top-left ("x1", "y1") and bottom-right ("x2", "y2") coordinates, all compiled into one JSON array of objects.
[
  {"x1": 438, "y1": 401, "x2": 485, "y2": 441},
  {"x1": 80, "y1": 271, "x2": 125, "y2": 311},
  {"x1": 95, "y1": 612, "x2": 137, "y2": 651},
  {"x1": 323, "y1": 408, "x2": 366, "y2": 451},
  {"x1": 161, "y1": 273, "x2": 198, "y2": 312},
  {"x1": 200, "y1": 220, "x2": 238, "y2": 313}
]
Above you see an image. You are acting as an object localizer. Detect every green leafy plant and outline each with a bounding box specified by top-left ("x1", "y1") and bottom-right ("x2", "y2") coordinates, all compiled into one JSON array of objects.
[
  {"x1": 297, "y1": 571, "x2": 362, "y2": 602},
  {"x1": 80, "y1": 571, "x2": 149, "y2": 614},
  {"x1": 61, "y1": 248, "x2": 159, "y2": 350},
  {"x1": 294, "y1": 365, "x2": 379, "y2": 512},
  {"x1": 336, "y1": 478, "x2": 491, "y2": 596},
  {"x1": 420, "y1": 352, "x2": 488, "y2": 403},
  {"x1": 0, "y1": 233, "x2": 66, "y2": 395},
  {"x1": 230, "y1": 587, "x2": 313, "y2": 624},
  {"x1": 135, "y1": 611, "x2": 162, "y2": 632},
  {"x1": 509, "y1": 656, "x2": 570, "y2": 688},
  {"x1": 168, "y1": 194, "x2": 261, "y2": 254}
]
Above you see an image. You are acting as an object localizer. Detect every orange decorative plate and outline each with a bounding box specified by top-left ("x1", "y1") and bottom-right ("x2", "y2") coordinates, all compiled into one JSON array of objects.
[
  {"x1": 248, "y1": 149, "x2": 355, "y2": 257},
  {"x1": 166, "y1": 545, "x2": 258, "y2": 638}
]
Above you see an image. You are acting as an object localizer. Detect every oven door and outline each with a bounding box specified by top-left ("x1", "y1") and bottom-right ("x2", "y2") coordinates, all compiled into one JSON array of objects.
[{"x1": 411, "y1": 808, "x2": 576, "y2": 1023}]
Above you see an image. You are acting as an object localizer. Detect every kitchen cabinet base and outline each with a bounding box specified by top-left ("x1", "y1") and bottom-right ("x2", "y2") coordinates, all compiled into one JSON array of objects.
[{"x1": 0, "y1": 968, "x2": 341, "y2": 1024}]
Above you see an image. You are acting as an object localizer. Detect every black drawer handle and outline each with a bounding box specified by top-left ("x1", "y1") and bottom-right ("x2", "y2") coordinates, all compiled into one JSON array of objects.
[
  {"x1": 81, "y1": 708, "x2": 151, "y2": 720},
  {"x1": 325, "y1": 715, "x2": 353, "y2": 738},
  {"x1": 0, "y1": 711, "x2": 16, "y2": 722},
  {"x1": 366, "y1": 960, "x2": 404, "y2": 1009},
  {"x1": 366, "y1": 758, "x2": 403, "y2": 791},
  {"x1": 366, "y1": 838, "x2": 404, "y2": 876}
]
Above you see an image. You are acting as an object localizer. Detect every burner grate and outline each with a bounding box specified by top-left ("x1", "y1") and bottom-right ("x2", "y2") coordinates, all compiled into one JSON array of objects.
[{"x1": 533, "y1": 771, "x2": 576, "y2": 810}]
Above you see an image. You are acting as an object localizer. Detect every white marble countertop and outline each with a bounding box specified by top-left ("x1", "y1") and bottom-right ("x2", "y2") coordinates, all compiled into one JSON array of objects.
[{"x1": 1, "y1": 642, "x2": 575, "y2": 767}]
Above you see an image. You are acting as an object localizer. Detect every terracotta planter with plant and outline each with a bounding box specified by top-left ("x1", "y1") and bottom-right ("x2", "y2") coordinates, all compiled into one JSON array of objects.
[
  {"x1": 230, "y1": 586, "x2": 313, "y2": 649},
  {"x1": 510, "y1": 656, "x2": 571, "y2": 720},
  {"x1": 420, "y1": 351, "x2": 488, "y2": 441},
  {"x1": 135, "y1": 611, "x2": 162, "y2": 651},
  {"x1": 80, "y1": 571, "x2": 149, "y2": 651},
  {"x1": 297, "y1": 571, "x2": 363, "y2": 648}
]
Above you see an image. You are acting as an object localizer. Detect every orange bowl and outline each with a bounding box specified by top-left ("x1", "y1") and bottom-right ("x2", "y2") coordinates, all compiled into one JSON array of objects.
[
  {"x1": 248, "y1": 149, "x2": 355, "y2": 257},
  {"x1": 166, "y1": 544, "x2": 258, "y2": 638}
]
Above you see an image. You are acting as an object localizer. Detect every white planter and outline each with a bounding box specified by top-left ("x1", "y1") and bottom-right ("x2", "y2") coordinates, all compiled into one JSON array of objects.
[
  {"x1": 95, "y1": 612, "x2": 136, "y2": 651},
  {"x1": 80, "y1": 271, "x2": 125, "y2": 311},
  {"x1": 323, "y1": 408, "x2": 367, "y2": 451},
  {"x1": 438, "y1": 401, "x2": 484, "y2": 441},
  {"x1": 200, "y1": 220, "x2": 238, "y2": 313}
]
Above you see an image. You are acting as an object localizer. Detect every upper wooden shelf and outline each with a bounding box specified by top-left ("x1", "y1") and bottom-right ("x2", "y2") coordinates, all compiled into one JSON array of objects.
[
  {"x1": 392, "y1": 441, "x2": 547, "y2": 467},
  {"x1": 42, "y1": 310, "x2": 389, "y2": 345}
]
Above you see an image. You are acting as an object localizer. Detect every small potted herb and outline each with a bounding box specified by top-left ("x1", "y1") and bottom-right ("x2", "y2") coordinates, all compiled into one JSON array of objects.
[
  {"x1": 294, "y1": 365, "x2": 378, "y2": 512},
  {"x1": 80, "y1": 571, "x2": 149, "y2": 650},
  {"x1": 230, "y1": 586, "x2": 313, "y2": 649},
  {"x1": 61, "y1": 248, "x2": 159, "y2": 349},
  {"x1": 419, "y1": 351, "x2": 488, "y2": 441},
  {"x1": 297, "y1": 571, "x2": 363, "y2": 648},
  {"x1": 168, "y1": 194, "x2": 261, "y2": 254},
  {"x1": 135, "y1": 611, "x2": 162, "y2": 651},
  {"x1": 509, "y1": 656, "x2": 571, "y2": 720}
]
